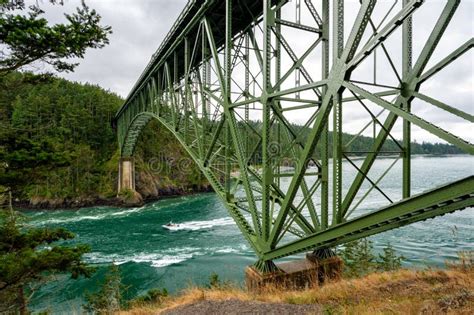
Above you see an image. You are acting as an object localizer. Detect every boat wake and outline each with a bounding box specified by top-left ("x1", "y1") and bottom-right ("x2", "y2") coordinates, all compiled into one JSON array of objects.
[{"x1": 162, "y1": 217, "x2": 235, "y2": 231}]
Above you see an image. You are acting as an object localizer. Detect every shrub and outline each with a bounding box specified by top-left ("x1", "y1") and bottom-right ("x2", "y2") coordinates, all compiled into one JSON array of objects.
[
  {"x1": 340, "y1": 238, "x2": 404, "y2": 278},
  {"x1": 0, "y1": 210, "x2": 93, "y2": 314},
  {"x1": 84, "y1": 264, "x2": 125, "y2": 314},
  {"x1": 207, "y1": 272, "x2": 221, "y2": 289},
  {"x1": 340, "y1": 238, "x2": 376, "y2": 277},
  {"x1": 130, "y1": 288, "x2": 168, "y2": 305},
  {"x1": 377, "y1": 243, "x2": 404, "y2": 272}
]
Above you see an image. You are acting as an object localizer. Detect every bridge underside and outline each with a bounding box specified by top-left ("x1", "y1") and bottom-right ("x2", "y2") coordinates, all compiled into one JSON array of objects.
[{"x1": 114, "y1": 0, "x2": 474, "y2": 271}]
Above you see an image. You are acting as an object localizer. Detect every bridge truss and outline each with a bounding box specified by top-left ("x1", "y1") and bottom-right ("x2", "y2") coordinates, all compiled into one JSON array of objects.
[{"x1": 115, "y1": 0, "x2": 474, "y2": 271}]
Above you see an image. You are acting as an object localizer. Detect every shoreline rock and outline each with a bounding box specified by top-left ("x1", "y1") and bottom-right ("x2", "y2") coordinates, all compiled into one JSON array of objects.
[{"x1": 13, "y1": 184, "x2": 214, "y2": 210}]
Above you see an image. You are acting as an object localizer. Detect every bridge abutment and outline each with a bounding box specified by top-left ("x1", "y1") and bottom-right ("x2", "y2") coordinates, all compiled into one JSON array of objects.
[{"x1": 245, "y1": 256, "x2": 343, "y2": 291}]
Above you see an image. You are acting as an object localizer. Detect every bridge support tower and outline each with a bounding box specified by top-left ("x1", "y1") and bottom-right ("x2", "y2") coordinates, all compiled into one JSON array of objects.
[{"x1": 117, "y1": 157, "x2": 136, "y2": 194}]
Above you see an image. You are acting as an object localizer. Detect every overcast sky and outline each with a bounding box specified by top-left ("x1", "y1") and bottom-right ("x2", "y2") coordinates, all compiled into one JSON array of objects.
[{"x1": 32, "y1": 0, "x2": 473, "y2": 144}]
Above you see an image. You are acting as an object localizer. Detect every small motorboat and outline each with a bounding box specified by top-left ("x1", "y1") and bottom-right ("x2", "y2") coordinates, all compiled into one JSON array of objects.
[{"x1": 162, "y1": 221, "x2": 180, "y2": 230}]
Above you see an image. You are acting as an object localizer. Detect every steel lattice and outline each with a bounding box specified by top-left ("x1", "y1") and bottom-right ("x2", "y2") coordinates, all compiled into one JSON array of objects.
[{"x1": 114, "y1": 0, "x2": 474, "y2": 271}]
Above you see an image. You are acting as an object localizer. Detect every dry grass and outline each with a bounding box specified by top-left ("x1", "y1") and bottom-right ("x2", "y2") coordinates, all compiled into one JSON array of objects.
[{"x1": 121, "y1": 266, "x2": 473, "y2": 315}]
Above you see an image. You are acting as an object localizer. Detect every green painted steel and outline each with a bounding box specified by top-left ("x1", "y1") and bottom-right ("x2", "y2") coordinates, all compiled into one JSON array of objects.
[{"x1": 114, "y1": 0, "x2": 474, "y2": 271}]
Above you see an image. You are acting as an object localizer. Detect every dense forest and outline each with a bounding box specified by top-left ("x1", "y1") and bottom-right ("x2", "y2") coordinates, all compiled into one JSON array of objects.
[
  {"x1": 0, "y1": 72, "x2": 463, "y2": 207},
  {"x1": 0, "y1": 72, "x2": 209, "y2": 207}
]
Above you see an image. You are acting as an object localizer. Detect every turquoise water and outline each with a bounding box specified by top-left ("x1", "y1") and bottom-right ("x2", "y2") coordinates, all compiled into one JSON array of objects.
[{"x1": 25, "y1": 155, "x2": 473, "y2": 313}]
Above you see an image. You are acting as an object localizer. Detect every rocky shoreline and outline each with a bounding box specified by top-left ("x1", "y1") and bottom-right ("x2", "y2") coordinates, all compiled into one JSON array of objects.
[{"x1": 13, "y1": 185, "x2": 214, "y2": 210}]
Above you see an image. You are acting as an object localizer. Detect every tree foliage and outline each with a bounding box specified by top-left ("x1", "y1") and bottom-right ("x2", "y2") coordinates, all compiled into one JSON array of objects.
[
  {"x1": 340, "y1": 238, "x2": 404, "y2": 278},
  {"x1": 239, "y1": 120, "x2": 463, "y2": 166},
  {"x1": 84, "y1": 263, "x2": 125, "y2": 314},
  {"x1": 0, "y1": 0, "x2": 111, "y2": 75},
  {"x1": 0, "y1": 72, "x2": 210, "y2": 203},
  {"x1": 130, "y1": 288, "x2": 168, "y2": 306},
  {"x1": 0, "y1": 72, "x2": 463, "y2": 205},
  {"x1": 0, "y1": 72, "x2": 122, "y2": 199},
  {"x1": 0, "y1": 211, "x2": 94, "y2": 313},
  {"x1": 340, "y1": 238, "x2": 377, "y2": 278},
  {"x1": 377, "y1": 243, "x2": 404, "y2": 272}
]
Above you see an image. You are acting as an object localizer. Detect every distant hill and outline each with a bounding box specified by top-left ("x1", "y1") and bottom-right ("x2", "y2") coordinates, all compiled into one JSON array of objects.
[{"x1": 241, "y1": 120, "x2": 463, "y2": 162}]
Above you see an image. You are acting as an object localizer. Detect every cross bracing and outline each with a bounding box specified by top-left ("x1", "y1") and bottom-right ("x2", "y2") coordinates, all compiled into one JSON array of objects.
[{"x1": 114, "y1": 0, "x2": 474, "y2": 272}]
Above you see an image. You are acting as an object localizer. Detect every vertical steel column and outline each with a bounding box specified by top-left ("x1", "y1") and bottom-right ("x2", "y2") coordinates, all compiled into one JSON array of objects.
[
  {"x1": 156, "y1": 71, "x2": 162, "y2": 116},
  {"x1": 173, "y1": 51, "x2": 179, "y2": 126},
  {"x1": 224, "y1": 0, "x2": 232, "y2": 200},
  {"x1": 333, "y1": 0, "x2": 344, "y2": 224},
  {"x1": 244, "y1": 33, "x2": 250, "y2": 157},
  {"x1": 184, "y1": 37, "x2": 190, "y2": 144},
  {"x1": 275, "y1": 7, "x2": 281, "y2": 188},
  {"x1": 320, "y1": 0, "x2": 329, "y2": 229},
  {"x1": 402, "y1": 0, "x2": 412, "y2": 199},
  {"x1": 204, "y1": 23, "x2": 211, "y2": 119},
  {"x1": 173, "y1": 51, "x2": 178, "y2": 83},
  {"x1": 262, "y1": 0, "x2": 273, "y2": 242},
  {"x1": 202, "y1": 26, "x2": 208, "y2": 132},
  {"x1": 295, "y1": 0, "x2": 301, "y2": 99}
]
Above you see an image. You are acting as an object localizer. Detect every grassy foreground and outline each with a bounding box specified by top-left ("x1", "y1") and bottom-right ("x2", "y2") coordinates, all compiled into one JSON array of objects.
[{"x1": 121, "y1": 264, "x2": 473, "y2": 314}]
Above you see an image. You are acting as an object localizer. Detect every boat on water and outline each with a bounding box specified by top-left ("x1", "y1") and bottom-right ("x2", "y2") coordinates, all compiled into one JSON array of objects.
[{"x1": 162, "y1": 221, "x2": 181, "y2": 230}]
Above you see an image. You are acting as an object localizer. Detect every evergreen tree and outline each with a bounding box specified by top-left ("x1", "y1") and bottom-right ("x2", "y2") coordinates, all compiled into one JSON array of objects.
[
  {"x1": 0, "y1": 0, "x2": 111, "y2": 75},
  {"x1": 0, "y1": 210, "x2": 94, "y2": 313},
  {"x1": 340, "y1": 238, "x2": 405, "y2": 278},
  {"x1": 377, "y1": 243, "x2": 404, "y2": 272},
  {"x1": 0, "y1": 0, "x2": 112, "y2": 200},
  {"x1": 340, "y1": 238, "x2": 377, "y2": 277},
  {"x1": 84, "y1": 264, "x2": 125, "y2": 314}
]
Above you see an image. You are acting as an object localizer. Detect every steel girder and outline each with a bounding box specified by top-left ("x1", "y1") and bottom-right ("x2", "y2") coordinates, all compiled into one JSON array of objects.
[{"x1": 114, "y1": 0, "x2": 474, "y2": 271}]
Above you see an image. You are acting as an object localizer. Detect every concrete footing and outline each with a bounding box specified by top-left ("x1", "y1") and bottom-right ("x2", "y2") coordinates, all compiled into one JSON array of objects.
[{"x1": 245, "y1": 256, "x2": 343, "y2": 291}]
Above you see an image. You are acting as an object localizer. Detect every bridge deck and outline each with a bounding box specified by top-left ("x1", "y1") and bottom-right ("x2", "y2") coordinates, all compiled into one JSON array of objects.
[{"x1": 116, "y1": 0, "x2": 278, "y2": 120}]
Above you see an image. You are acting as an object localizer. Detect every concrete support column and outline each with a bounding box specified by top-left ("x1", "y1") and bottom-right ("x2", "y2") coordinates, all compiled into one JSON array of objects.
[
  {"x1": 118, "y1": 157, "x2": 136, "y2": 194},
  {"x1": 245, "y1": 256, "x2": 343, "y2": 291}
]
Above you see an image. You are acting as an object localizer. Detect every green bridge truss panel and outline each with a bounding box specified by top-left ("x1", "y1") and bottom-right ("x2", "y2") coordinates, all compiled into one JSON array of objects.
[{"x1": 114, "y1": 0, "x2": 474, "y2": 271}]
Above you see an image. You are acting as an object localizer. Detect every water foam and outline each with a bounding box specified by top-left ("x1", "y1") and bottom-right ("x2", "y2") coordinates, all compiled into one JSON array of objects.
[
  {"x1": 33, "y1": 205, "x2": 147, "y2": 225},
  {"x1": 85, "y1": 243, "x2": 247, "y2": 268},
  {"x1": 214, "y1": 243, "x2": 249, "y2": 254},
  {"x1": 85, "y1": 247, "x2": 201, "y2": 268}
]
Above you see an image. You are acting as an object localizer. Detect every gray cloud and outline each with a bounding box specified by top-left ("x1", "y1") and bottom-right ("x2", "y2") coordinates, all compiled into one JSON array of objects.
[
  {"x1": 32, "y1": 0, "x2": 472, "y2": 143},
  {"x1": 32, "y1": 0, "x2": 188, "y2": 96}
]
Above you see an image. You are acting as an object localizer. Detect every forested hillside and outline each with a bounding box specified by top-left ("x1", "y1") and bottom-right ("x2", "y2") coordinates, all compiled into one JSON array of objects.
[
  {"x1": 0, "y1": 73, "x2": 463, "y2": 208},
  {"x1": 0, "y1": 73, "x2": 208, "y2": 207}
]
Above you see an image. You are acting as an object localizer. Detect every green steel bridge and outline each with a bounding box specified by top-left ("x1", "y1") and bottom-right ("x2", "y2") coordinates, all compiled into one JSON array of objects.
[{"x1": 114, "y1": 0, "x2": 474, "y2": 272}]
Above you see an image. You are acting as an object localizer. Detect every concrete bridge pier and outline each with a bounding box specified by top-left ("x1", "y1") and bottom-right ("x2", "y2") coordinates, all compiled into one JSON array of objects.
[
  {"x1": 118, "y1": 157, "x2": 136, "y2": 193},
  {"x1": 117, "y1": 157, "x2": 142, "y2": 204}
]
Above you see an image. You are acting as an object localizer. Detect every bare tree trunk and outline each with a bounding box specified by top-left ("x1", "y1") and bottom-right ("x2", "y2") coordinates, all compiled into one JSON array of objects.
[
  {"x1": 18, "y1": 286, "x2": 27, "y2": 315},
  {"x1": 8, "y1": 190, "x2": 13, "y2": 213}
]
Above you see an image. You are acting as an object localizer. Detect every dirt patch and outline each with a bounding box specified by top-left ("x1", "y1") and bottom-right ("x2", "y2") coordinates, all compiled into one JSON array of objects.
[
  {"x1": 437, "y1": 289, "x2": 472, "y2": 312},
  {"x1": 161, "y1": 299, "x2": 321, "y2": 315}
]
